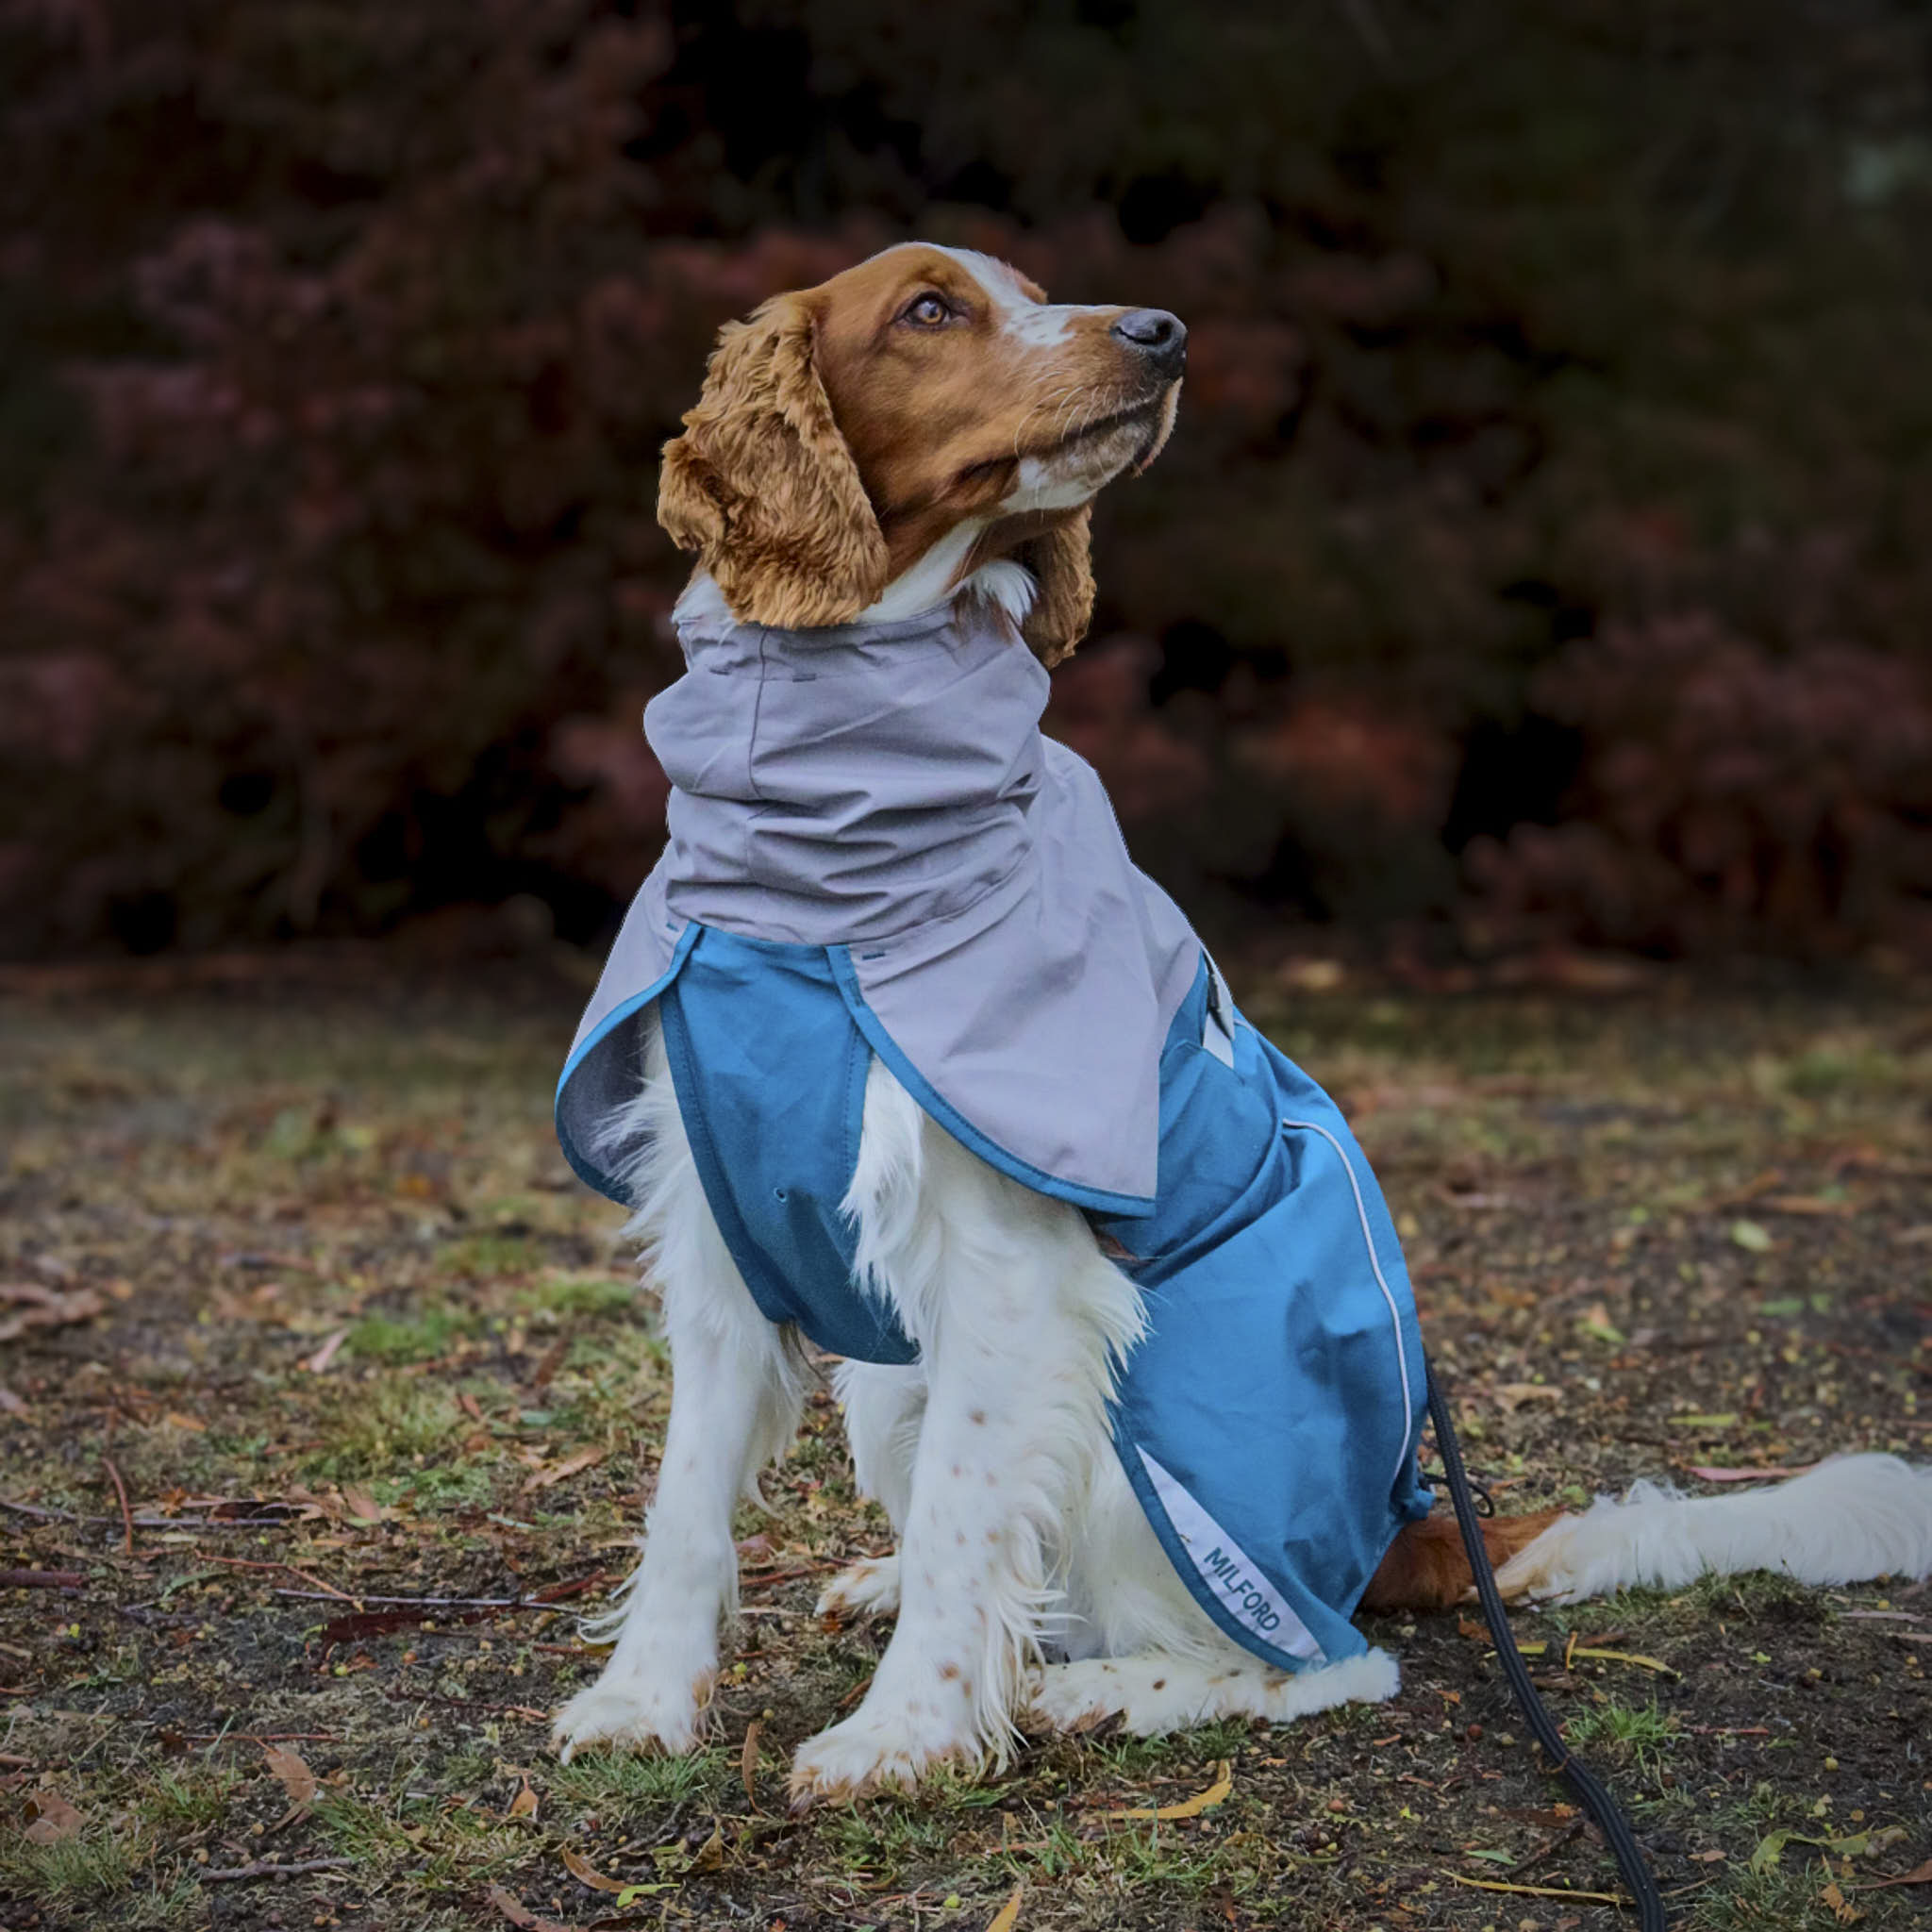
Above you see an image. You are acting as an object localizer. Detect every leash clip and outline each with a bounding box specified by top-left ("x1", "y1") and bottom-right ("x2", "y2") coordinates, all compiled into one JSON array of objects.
[{"x1": 1424, "y1": 1463, "x2": 1495, "y2": 1517}]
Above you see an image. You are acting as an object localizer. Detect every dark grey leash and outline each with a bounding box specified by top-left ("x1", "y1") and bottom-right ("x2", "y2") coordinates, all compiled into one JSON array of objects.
[{"x1": 1425, "y1": 1356, "x2": 1670, "y2": 1929}]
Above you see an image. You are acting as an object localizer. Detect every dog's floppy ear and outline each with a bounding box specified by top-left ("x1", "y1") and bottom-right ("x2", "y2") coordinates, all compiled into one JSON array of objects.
[
  {"x1": 1013, "y1": 506, "x2": 1094, "y2": 667},
  {"x1": 658, "y1": 294, "x2": 890, "y2": 628}
]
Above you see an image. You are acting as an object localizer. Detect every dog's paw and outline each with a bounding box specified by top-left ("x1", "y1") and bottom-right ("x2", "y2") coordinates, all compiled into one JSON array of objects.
[
  {"x1": 815, "y1": 1553, "x2": 900, "y2": 1626},
  {"x1": 1024, "y1": 1658, "x2": 1139, "y2": 1734},
  {"x1": 550, "y1": 1665, "x2": 715, "y2": 1763},
  {"x1": 1492, "y1": 1525, "x2": 1587, "y2": 1605},
  {"x1": 787, "y1": 1703, "x2": 975, "y2": 1807}
]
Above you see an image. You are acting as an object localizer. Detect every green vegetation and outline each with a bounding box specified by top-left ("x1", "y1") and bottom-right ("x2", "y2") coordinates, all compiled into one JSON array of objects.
[{"x1": 0, "y1": 977, "x2": 1924, "y2": 1928}]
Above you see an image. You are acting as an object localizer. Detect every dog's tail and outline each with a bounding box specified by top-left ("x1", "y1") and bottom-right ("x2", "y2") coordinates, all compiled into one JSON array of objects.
[{"x1": 1361, "y1": 1453, "x2": 1932, "y2": 1611}]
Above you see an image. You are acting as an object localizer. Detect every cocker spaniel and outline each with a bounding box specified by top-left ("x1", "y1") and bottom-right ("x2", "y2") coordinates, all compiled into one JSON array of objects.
[{"x1": 548, "y1": 242, "x2": 1932, "y2": 1805}]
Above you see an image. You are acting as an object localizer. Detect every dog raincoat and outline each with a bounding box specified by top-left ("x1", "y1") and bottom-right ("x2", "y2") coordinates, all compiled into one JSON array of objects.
[{"x1": 557, "y1": 596, "x2": 1432, "y2": 1674}]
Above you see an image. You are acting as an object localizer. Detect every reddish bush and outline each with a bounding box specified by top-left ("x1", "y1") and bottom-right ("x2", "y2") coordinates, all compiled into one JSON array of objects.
[
  {"x1": 1465, "y1": 620, "x2": 1932, "y2": 958},
  {"x1": 2, "y1": 2, "x2": 1929, "y2": 962}
]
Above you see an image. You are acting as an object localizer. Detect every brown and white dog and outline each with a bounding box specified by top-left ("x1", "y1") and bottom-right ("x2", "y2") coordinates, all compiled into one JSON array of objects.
[{"x1": 550, "y1": 242, "x2": 1932, "y2": 1804}]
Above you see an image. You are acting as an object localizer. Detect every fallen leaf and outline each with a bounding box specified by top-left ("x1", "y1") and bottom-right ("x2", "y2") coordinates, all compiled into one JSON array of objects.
[
  {"x1": 340, "y1": 1484, "x2": 384, "y2": 1525},
  {"x1": 1729, "y1": 1219, "x2": 1774, "y2": 1253},
  {"x1": 741, "y1": 1719, "x2": 762, "y2": 1811},
  {"x1": 23, "y1": 1790, "x2": 84, "y2": 1843},
  {"x1": 1852, "y1": 1858, "x2": 1932, "y2": 1891},
  {"x1": 0, "y1": 1283, "x2": 106, "y2": 1344},
  {"x1": 986, "y1": 1886, "x2": 1024, "y2": 1932},
  {"x1": 688, "y1": 1821, "x2": 724, "y2": 1872},
  {"x1": 508, "y1": 1778, "x2": 538, "y2": 1821},
  {"x1": 1761, "y1": 1194, "x2": 1858, "y2": 1217},
  {"x1": 529, "y1": 1336, "x2": 570, "y2": 1390},
  {"x1": 1753, "y1": 1827, "x2": 1891, "y2": 1874},
  {"x1": 561, "y1": 1847, "x2": 623, "y2": 1893},
  {"x1": 1822, "y1": 1878, "x2": 1863, "y2": 1924},
  {"x1": 1442, "y1": 1872, "x2": 1626, "y2": 1905},
  {"x1": 1571, "y1": 1645, "x2": 1679, "y2": 1677},
  {"x1": 1494, "y1": 1382, "x2": 1563, "y2": 1407},
  {"x1": 519, "y1": 1446, "x2": 608, "y2": 1495},
  {"x1": 303, "y1": 1328, "x2": 351, "y2": 1374},
  {"x1": 486, "y1": 1884, "x2": 577, "y2": 1932},
  {"x1": 262, "y1": 1744, "x2": 316, "y2": 1821},
  {"x1": 1108, "y1": 1758, "x2": 1233, "y2": 1821},
  {"x1": 1577, "y1": 1302, "x2": 1625, "y2": 1345}
]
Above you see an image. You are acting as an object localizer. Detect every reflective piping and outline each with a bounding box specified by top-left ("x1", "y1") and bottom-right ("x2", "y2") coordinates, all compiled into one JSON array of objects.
[{"x1": 1279, "y1": 1115, "x2": 1416, "y2": 1495}]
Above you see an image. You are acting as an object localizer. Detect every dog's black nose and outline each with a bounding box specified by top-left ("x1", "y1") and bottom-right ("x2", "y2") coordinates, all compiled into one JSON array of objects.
[{"x1": 1111, "y1": 308, "x2": 1187, "y2": 377}]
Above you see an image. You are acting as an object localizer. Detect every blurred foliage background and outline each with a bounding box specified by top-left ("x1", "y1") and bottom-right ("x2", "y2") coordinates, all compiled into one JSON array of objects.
[{"x1": 2, "y1": 0, "x2": 1930, "y2": 968}]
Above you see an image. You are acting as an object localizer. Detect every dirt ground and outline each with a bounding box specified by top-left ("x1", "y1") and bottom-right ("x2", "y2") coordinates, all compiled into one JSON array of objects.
[{"x1": 0, "y1": 954, "x2": 1927, "y2": 1932}]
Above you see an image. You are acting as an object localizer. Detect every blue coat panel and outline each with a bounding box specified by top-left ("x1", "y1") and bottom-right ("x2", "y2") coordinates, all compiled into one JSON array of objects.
[{"x1": 558, "y1": 590, "x2": 1433, "y2": 1675}]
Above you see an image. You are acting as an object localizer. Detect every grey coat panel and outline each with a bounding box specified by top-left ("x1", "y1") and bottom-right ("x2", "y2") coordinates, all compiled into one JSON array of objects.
[{"x1": 558, "y1": 596, "x2": 1199, "y2": 1209}]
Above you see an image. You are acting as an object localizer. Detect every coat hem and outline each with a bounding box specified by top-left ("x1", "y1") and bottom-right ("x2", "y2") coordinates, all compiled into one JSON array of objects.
[
  {"x1": 553, "y1": 918, "x2": 700, "y2": 1203},
  {"x1": 826, "y1": 944, "x2": 1158, "y2": 1219}
]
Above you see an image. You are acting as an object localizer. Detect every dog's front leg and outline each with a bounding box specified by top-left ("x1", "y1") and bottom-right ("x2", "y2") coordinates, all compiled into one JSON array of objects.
[
  {"x1": 554, "y1": 1274, "x2": 801, "y2": 1759},
  {"x1": 554, "y1": 1046, "x2": 806, "y2": 1760},
  {"x1": 790, "y1": 1078, "x2": 1141, "y2": 1804}
]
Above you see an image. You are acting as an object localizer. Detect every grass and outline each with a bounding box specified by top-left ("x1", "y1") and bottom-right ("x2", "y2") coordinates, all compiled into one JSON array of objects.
[
  {"x1": 347, "y1": 1302, "x2": 480, "y2": 1363},
  {"x1": 1565, "y1": 1694, "x2": 1679, "y2": 1789},
  {"x1": 0, "y1": 965, "x2": 1926, "y2": 1930},
  {"x1": 1685, "y1": 1860, "x2": 1866, "y2": 1931},
  {"x1": 548, "y1": 1748, "x2": 736, "y2": 1812},
  {"x1": 1565, "y1": 1695, "x2": 1675, "y2": 1753},
  {"x1": 305, "y1": 1374, "x2": 464, "y2": 1477},
  {"x1": 519, "y1": 1272, "x2": 639, "y2": 1318},
  {"x1": 437, "y1": 1233, "x2": 548, "y2": 1279},
  {"x1": 137, "y1": 1766, "x2": 241, "y2": 1829},
  {"x1": 0, "y1": 1830, "x2": 137, "y2": 1911},
  {"x1": 825, "y1": 1802, "x2": 956, "y2": 1873}
]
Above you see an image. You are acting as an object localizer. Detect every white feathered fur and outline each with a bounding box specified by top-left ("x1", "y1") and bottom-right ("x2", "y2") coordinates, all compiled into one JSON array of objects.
[
  {"x1": 549, "y1": 1019, "x2": 1932, "y2": 1802},
  {"x1": 558, "y1": 499, "x2": 1929, "y2": 1795},
  {"x1": 1497, "y1": 1453, "x2": 1932, "y2": 1605},
  {"x1": 551, "y1": 1030, "x2": 1404, "y2": 1798}
]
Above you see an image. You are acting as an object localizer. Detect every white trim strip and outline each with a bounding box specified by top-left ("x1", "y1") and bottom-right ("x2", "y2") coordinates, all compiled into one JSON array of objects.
[
  {"x1": 1278, "y1": 1115, "x2": 1416, "y2": 1495},
  {"x1": 1137, "y1": 1446, "x2": 1324, "y2": 1662}
]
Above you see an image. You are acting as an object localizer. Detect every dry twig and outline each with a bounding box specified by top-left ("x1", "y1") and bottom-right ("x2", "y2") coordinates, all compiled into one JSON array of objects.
[
  {"x1": 102, "y1": 1450, "x2": 134, "y2": 1556},
  {"x1": 201, "y1": 1856, "x2": 357, "y2": 1883}
]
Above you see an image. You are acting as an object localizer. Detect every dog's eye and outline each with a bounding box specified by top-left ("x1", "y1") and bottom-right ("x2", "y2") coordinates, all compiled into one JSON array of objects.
[{"x1": 903, "y1": 292, "x2": 951, "y2": 328}]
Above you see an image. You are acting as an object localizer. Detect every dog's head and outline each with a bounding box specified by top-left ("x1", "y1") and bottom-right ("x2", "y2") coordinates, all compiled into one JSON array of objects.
[{"x1": 658, "y1": 242, "x2": 1185, "y2": 664}]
